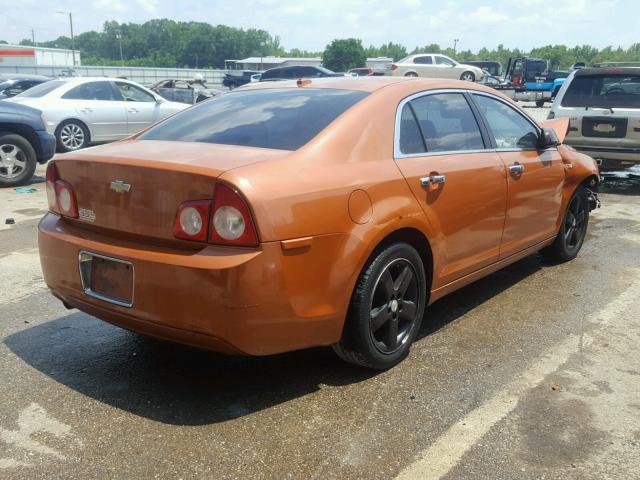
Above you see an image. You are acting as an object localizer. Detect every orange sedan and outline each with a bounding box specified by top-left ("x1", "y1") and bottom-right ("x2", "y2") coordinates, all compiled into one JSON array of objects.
[{"x1": 39, "y1": 77, "x2": 600, "y2": 369}]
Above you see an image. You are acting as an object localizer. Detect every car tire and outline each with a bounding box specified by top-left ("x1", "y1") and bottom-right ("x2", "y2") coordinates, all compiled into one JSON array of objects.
[
  {"x1": 55, "y1": 120, "x2": 89, "y2": 153},
  {"x1": 404, "y1": 72, "x2": 418, "y2": 77},
  {"x1": 460, "y1": 71, "x2": 476, "y2": 82},
  {"x1": 0, "y1": 133, "x2": 37, "y2": 187},
  {"x1": 542, "y1": 185, "x2": 590, "y2": 262},
  {"x1": 536, "y1": 100, "x2": 546, "y2": 108},
  {"x1": 333, "y1": 242, "x2": 427, "y2": 370}
]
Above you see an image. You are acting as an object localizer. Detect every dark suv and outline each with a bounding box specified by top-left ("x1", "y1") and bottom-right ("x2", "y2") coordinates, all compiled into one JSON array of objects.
[
  {"x1": 260, "y1": 65, "x2": 344, "y2": 82},
  {"x1": 0, "y1": 102, "x2": 56, "y2": 186}
]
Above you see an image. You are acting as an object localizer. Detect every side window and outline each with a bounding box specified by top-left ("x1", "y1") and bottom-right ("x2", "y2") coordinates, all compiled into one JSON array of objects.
[
  {"x1": 398, "y1": 104, "x2": 426, "y2": 155},
  {"x1": 116, "y1": 82, "x2": 156, "y2": 102},
  {"x1": 435, "y1": 56, "x2": 455, "y2": 66},
  {"x1": 409, "y1": 93, "x2": 485, "y2": 152},
  {"x1": 278, "y1": 69, "x2": 294, "y2": 79},
  {"x1": 299, "y1": 66, "x2": 322, "y2": 77},
  {"x1": 473, "y1": 94, "x2": 539, "y2": 149},
  {"x1": 414, "y1": 56, "x2": 433, "y2": 65},
  {"x1": 262, "y1": 69, "x2": 278, "y2": 80},
  {"x1": 62, "y1": 81, "x2": 120, "y2": 101}
]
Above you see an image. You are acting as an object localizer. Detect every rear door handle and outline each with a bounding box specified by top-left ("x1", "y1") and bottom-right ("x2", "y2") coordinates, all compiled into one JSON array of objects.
[
  {"x1": 509, "y1": 164, "x2": 525, "y2": 175},
  {"x1": 420, "y1": 174, "x2": 446, "y2": 186},
  {"x1": 128, "y1": 108, "x2": 138, "y2": 114}
]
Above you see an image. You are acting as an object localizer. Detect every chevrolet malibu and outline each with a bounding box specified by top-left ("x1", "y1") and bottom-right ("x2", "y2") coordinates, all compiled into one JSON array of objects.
[{"x1": 39, "y1": 77, "x2": 600, "y2": 369}]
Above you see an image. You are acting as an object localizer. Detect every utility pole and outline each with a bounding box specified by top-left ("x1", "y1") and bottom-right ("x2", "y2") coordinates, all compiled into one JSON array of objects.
[
  {"x1": 30, "y1": 28, "x2": 36, "y2": 46},
  {"x1": 116, "y1": 32, "x2": 124, "y2": 66},
  {"x1": 57, "y1": 11, "x2": 76, "y2": 66},
  {"x1": 453, "y1": 38, "x2": 459, "y2": 55}
]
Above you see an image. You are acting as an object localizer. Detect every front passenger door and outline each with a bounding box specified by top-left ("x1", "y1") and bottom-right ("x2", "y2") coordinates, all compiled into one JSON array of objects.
[
  {"x1": 115, "y1": 82, "x2": 162, "y2": 134},
  {"x1": 471, "y1": 93, "x2": 566, "y2": 258},
  {"x1": 393, "y1": 92, "x2": 508, "y2": 287}
]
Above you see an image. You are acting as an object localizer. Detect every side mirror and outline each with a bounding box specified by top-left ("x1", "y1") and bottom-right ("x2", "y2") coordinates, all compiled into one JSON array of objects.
[
  {"x1": 539, "y1": 127, "x2": 560, "y2": 149},
  {"x1": 7, "y1": 88, "x2": 22, "y2": 97}
]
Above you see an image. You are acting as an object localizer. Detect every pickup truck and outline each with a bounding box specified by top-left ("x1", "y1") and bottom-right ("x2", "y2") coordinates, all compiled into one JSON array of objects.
[
  {"x1": 505, "y1": 57, "x2": 569, "y2": 107},
  {"x1": 222, "y1": 71, "x2": 262, "y2": 89},
  {"x1": 0, "y1": 102, "x2": 56, "y2": 187}
]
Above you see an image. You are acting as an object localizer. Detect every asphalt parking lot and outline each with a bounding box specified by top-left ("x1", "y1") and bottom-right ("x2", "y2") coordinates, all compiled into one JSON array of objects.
[{"x1": 1, "y1": 105, "x2": 640, "y2": 479}]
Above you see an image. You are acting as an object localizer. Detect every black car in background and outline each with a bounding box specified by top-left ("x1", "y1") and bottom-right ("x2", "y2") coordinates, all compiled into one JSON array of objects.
[
  {"x1": 223, "y1": 70, "x2": 261, "y2": 89},
  {"x1": 0, "y1": 101, "x2": 56, "y2": 186},
  {"x1": 260, "y1": 65, "x2": 344, "y2": 82},
  {"x1": 0, "y1": 74, "x2": 51, "y2": 99},
  {"x1": 461, "y1": 61, "x2": 502, "y2": 78}
]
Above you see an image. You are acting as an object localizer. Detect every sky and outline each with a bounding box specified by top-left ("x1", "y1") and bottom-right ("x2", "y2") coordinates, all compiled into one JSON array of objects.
[{"x1": 0, "y1": 0, "x2": 636, "y2": 53}]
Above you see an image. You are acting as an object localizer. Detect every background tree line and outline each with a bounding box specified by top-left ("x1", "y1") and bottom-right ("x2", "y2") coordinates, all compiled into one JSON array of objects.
[{"x1": 3, "y1": 19, "x2": 640, "y2": 71}]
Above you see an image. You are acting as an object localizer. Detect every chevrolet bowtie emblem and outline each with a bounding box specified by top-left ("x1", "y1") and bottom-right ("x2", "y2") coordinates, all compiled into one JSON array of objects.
[
  {"x1": 593, "y1": 123, "x2": 616, "y2": 133},
  {"x1": 110, "y1": 180, "x2": 132, "y2": 193}
]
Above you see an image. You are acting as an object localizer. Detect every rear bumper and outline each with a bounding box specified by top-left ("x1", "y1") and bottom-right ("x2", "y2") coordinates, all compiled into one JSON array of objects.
[
  {"x1": 568, "y1": 144, "x2": 640, "y2": 166},
  {"x1": 36, "y1": 130, "x2": 56, "y2": 163},
  {"x1": 514, "y1": 91, "x2": 552, "y2": 102},
  {"x1": 38, "y1": 213, "x2": 349, "y2": 356}
]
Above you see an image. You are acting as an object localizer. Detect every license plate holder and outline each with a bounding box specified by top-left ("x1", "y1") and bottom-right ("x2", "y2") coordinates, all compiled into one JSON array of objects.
[
  {"x1": 79, "y1": 251, "x2": 134, "y2": 307},
  {"x1": 582, "y1": 116, "x2": 628, "y2": 138}
]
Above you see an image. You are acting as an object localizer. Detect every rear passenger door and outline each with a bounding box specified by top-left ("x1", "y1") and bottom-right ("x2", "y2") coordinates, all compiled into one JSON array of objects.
[
  {"x1": 393, "y1": 91, "x2": 508, "y2": 287},
  {"x1": 470, "y1": 93, "x2": 565, "y2": 257},
  {"x1": 61, "y1": 81, "x2": 128, "y2": 141},
  {"x1": 413, "y1": 55, "x2": 435, "y2": 78}
]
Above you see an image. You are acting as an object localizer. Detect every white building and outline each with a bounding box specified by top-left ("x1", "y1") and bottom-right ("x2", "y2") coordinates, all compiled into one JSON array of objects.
[
  {"x1": 0, "y1": 44, "x2": 81, "y2": 67},
  {"x1": 225, "y1": 56, "x2": 322, "y2": 71}
]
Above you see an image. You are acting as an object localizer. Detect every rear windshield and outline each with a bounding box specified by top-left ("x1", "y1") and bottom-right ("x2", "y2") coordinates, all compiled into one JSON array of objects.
[
  {"x1": 562, "y1": 74, "x2": 640, "y2": 108},
  {"x1": 18, "y1": 80, "x2": 64, "y2": 97},
  {"x1": 139, "y1": 88, "x2": 368, "y2": 150}
]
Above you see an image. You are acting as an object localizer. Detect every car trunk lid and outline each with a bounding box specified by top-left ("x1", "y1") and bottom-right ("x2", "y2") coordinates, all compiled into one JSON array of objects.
[{"x1": 54, "y1": 140, "x2": 289, "y2": 242}]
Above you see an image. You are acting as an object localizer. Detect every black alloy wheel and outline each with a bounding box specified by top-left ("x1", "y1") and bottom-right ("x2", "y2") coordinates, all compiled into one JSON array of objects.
[
  {"x1": 333, "y1": 242, "x2": 427, "y2": 370},
  {"x1": 542, "y1": 185, "x2": 590, "y2": 262},
  {"x1": 369, "y1": 258, "x2": 420, "y2": 354},
  {"x1": 563, "y1": 192, "x2": 588, "y2": 251}
]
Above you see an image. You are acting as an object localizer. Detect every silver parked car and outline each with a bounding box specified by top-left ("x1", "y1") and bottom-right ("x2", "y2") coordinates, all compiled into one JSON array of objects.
[
  {"x1": 549, "y1": 66, "x2": 640, "y2": 170},
  {"x1": 7, "y1": 77, "x2": 188, "y2": 152},
  {"x1": 389, "y1": 54, "x2": 485, "y2": 82}
]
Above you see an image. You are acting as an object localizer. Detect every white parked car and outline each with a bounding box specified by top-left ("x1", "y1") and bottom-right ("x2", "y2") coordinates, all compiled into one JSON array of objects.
[
  {"x1": 389, "y1": 54, "x2": 485, "y2": 82},
  {"x1": 7, "y1": 77, "x2": 188, "y2": 152}
]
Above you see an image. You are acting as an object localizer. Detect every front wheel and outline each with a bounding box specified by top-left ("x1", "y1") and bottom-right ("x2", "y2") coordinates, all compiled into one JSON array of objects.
[
  {"x1": 460, "y1": 71, "x2": 476, "y2": 82},
  {"x1": 536, "y1": 100, "x2": 546, "y2": 108},
  {"x1": 333, "y1": 243, "x2": 427, "y2": 370},
  {"x1": 0, "y1": 133, "x2": 37, "y2": 187},
  {"x1": 404, "y1": 72, "x2": 418, "y2": 77},
  {"x1": 542, "y1": 185, "x2": 589, "y2": 262}
]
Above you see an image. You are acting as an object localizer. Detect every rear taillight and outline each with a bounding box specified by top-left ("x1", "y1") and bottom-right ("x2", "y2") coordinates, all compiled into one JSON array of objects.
[
  {"x1": 391, "y1": 64, "x2": 398, "y2": 71},
  {"x1": 174, "y1": 200, "x2": 211, "y2": 242},
  {"x1": 46, "y1": 162, "x2": 59, "y2": 213},
  {"x1": 209, "y1": 183, "x2": 258, "y2": 247},
  {"x1": 46, "y1": 162, "x2": 78, "y2": 218},
  {"x1": 173, "y1": 183, "x2": 258, "y2": 247}
]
